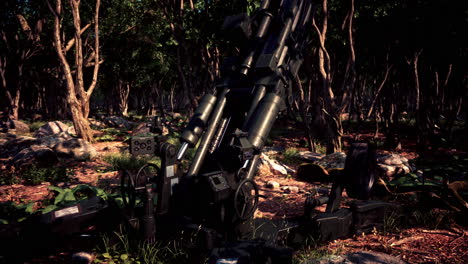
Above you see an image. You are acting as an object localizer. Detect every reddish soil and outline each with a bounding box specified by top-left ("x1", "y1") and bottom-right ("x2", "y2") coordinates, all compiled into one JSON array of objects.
[
  {"x1": 327, "y1": 228, "x2": 468, "y2": 263},
  {"x1": 1, "y1": 127, "x2": 467, "y2": 263}
]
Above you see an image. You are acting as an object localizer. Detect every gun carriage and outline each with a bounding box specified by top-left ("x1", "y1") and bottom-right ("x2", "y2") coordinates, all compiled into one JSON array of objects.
[
  {"x1": 0, "y1": 1, "x2": 389, "y2": 263},
  {"x1": 124, "y1": 0, "x2": 387, "y2": 262}
]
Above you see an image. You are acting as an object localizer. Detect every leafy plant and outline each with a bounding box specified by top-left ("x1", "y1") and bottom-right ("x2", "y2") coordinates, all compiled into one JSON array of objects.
[
  {"x1": 21, "y1": 165, "x2": 72, "y2": 185},
  {"x1": 100, "y1": 128, "x2": 129, "y2": 137},
  {"x1": 39, "y1": 184, "x2": 111, "y2": 214},
  {"x1": 0, "y1": 201, "x2": 35, "y2": 224},
  {"x1": 315, "y1": 144, "x2": 327, "y2": 155},
  {"x1": 383, "y1": 210, "x2": 402, "y2": 234},
  {"x1": 27, "y1": 121, "x2": 47, "y2": 132},
  {"x1": 282, "y1": 147, "x2": 300, "y2": 164},
  {"x1": 93, "y1": 227, "x2": 191, "y2": 264},
  {"x1": 95, "y1": 134, "x2": 116, "y2": 142},
  {"x1": 411, "y1": 209, "x2": 448, "y2": 230}
]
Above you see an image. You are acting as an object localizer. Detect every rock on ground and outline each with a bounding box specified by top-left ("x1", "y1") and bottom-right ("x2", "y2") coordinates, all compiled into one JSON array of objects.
[
  {"x1": 0, "y1": 136, "x2": 37, "y2": 158},
  {"x1": 54, "y1": 138, "x2": 97, "y2": 161},
  {"x1": 282, "y1": 186, "x2": 299, "y2": 193},
  {"x1": 34, "y1": 121, "x2": 75, "y2": 138},
  {"x1": 10, "y1": 145, "x2": 58, "y2": 169},
  {"x1": 0, "y1": 120, "x2": 30, "y2": 134},
  {"x1": 265, "y1": 180, "x2": 280, "y2": 189},
  {"x1": 1, "y1": 132, "x2": 96, "y2": 170},
  {"x1": 375, "y1": 152, "x2": 413, "y2": 181},
  {"x1": 303, "y1": 251, "x2": 407, "y2": 264},
  {"x1": 71, "y1": 252, "x2": 94, "y2": 264},
  {"x1": 89, "y1": 118, "x2": 107, "y2": 129},
  {"x1": 298, "y1": 151, "x2": 325, "y2": 162},
  {"x1": 132, "y1": 122, "x2": 169, "y2": 136},
  {"x1": 263, "y1": 146, "x2": 285, "y2": 157},
  {"x1": 37, "y1": 132, "x2": 72, "y2": 148},
  {"x1": 260, "y1": 153, "x2": 289, "y2": 176},
  {"x1": 103, "y1": 116, "x2": 132, "y2": 129},
  {"x1": 315, "y1": 152, "x2": 347, "y2": 170}
]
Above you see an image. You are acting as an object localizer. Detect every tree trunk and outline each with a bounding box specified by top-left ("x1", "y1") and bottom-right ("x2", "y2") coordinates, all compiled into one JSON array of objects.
[
  {"x1": 114, "y1": 80, "x2": 130, "y2": 117},
  {"x1": 312, "y1": 0, "x2": 342, "y2": 154},
  {"x1": 48, "y1": 0, "x2": 101, "y2": 142},
  {"x1": 294, "y1": 74, "x2": 316, "y2": 152}
]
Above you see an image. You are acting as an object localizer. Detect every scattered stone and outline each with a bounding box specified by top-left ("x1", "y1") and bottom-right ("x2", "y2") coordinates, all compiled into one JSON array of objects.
[
  {"x1": 132, "y1": 122, "x2": 170, "y2": 136},
  {"x1": 378, "y1": 164, "x2": 396, "y2": 178},
  {"x1": 270, "y1": 162, "x2": 288, "y2": 176},
  {"x1": 10, "y1": 145, "x2": 58, "y2": 169},
  {"x1": 265, "y1": 181, "x2": 280, "y2": 189},
  {"x1": 37, "y1": 132, "x2": 72, "y2": 148},
  {"x1": 89, "y1": 118, "x2": 107, "y2": 129},
  {"x1": 71, "y1": 252, "x2": 94, "y2": 264},
  {"x1": 132, "y1": 123, "x2": 151, "y2": 136},
  {"x1": 171, "y1": 112, "x2": 182, "y2": 118},
  {"x1": 344, "y1": 251, "x2": 407, "y2": 264},
  {"x1": 303, "y1": 251, "x2": 407, "y2": 264},
  {"x1": 315, "y1": 152, "x2": 347, "y2": 170},
  {"x1": 282, "y1": 186, "x2": 299, "y2": 194},
  {"x1": 298, "y1": 151, "x2": 325, "y2": 162},
  {"x1": 260, "y1": 153, "x2": 288, "y2": 176},
  {"x1": 0, "y1": 136, "x2": 37, "y2": 158},
  {"x1": 54, "y1": 138, "x2": 97, "y2": 161},
  {"x1": 103, "y1": 116, "x2": 132, "y2": 129},
  {"x1": 263, "y1": 146, "x2": 285, "y2": 157},
  {"x1": 34, "y1": 121, "x2": 74, "y2": 138},
  {"x1": 377, "y1": 153, "x2": 403, "y2": 166},
  {"x1": 401, "y1": 165, "x2": 411, "y2": 174},
  {"x1": 375, "y1": 152, "x2": 414, "y2": 181},
  {"x1": 258, "y1": 161, "x2": 272, "y2": 176},
  {"x1": 1, "y1": 120, "x2": 30, "y2": 134}
]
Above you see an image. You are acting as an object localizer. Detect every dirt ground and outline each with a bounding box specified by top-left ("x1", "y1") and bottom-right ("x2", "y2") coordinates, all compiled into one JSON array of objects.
[{"x1": 1, "y1": 129, "x2": 467, "y2": 263}]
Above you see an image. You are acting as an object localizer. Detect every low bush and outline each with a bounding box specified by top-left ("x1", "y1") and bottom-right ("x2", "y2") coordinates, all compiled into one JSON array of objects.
[
  {"x1": 21, "y1": 165, "x2": 72, "y2": 185},
  {"x1": 282, "y1": 147, "x2": 300, "y2": 164},
  {"x1": 103, "y1": 153, "x2": 161, "y2": 172}
]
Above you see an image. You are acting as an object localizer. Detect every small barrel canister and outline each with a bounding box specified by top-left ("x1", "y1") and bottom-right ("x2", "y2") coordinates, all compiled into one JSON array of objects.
[{"x1": 180, "y1": 94, "x2": 217, "y2": 146}]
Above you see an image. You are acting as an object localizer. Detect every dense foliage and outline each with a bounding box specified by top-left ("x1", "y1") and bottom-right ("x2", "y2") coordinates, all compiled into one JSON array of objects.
[{"x1": 0, "y1": 0, "x2": 467, "y2": 149}]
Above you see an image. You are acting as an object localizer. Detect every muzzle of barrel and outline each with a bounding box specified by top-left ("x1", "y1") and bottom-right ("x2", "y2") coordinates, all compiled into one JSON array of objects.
[{"x1": 180, "y1": 94, "x2": 217, "y2": 146}]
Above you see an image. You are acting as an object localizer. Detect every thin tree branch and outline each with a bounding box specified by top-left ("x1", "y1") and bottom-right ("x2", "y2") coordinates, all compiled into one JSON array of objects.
[
  {"x1": 65, "y1": 23, "x2": 91, "y2": 52},
  {"x1": 86, "y1": 0, "x2": 100, "y2": 97}
]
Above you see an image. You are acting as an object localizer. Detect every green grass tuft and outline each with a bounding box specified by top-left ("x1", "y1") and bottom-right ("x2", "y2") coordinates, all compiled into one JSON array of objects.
[{"x1": 102, "y1": 153, "x2": 161, "y2": 172}]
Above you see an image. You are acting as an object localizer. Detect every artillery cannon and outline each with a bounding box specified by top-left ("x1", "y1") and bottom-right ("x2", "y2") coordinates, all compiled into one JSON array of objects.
[
  {"x1": 0, "y1": 1, "x2": 390, "y2": 263},
  {"x1": 125, "y1": 0, "x2": 389, "y2": 262}
]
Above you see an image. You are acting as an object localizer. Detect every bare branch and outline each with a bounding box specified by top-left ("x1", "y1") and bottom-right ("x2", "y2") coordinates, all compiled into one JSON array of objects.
[
  {"x1": 366, "y1": 64, "x2": 393, "y2": 119},
  {"x1": 84, "y1": 59, "x2": 104, "y2": 67},
  {"x1": 86, "y1": 0, "x2": 101, "y2": 97},
  {"x1": 47, "y1": 0, "x2": 75, "y2": 92},
  {"x1": 65, "y1": 23, "x2": 91, "y2": 52}
]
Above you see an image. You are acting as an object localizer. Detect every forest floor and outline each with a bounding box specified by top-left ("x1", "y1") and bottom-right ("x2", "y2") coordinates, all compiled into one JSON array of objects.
[{"x1": 1, "y1": 119, "x2": 467, "y2": 263}]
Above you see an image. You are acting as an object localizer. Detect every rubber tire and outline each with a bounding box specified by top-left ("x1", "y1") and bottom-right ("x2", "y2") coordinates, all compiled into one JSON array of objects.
[{"x1": 343, "y1": 143, "x2": 377, "y2": 200}]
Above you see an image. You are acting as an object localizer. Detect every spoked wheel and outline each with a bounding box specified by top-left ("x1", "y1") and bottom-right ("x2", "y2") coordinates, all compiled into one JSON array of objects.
[
  {"x1": 135, "y1": 163, "x2": 160, "y2": 186},
  {"x1": 120, "y1": 163, "x2": 160, "y2": 210},
  {"x1": 120, "y1": 170, "x2": 137, "y2": 209},
  {"x1": 234, "y1": 179, "x2": 259, "y2": 220}
]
